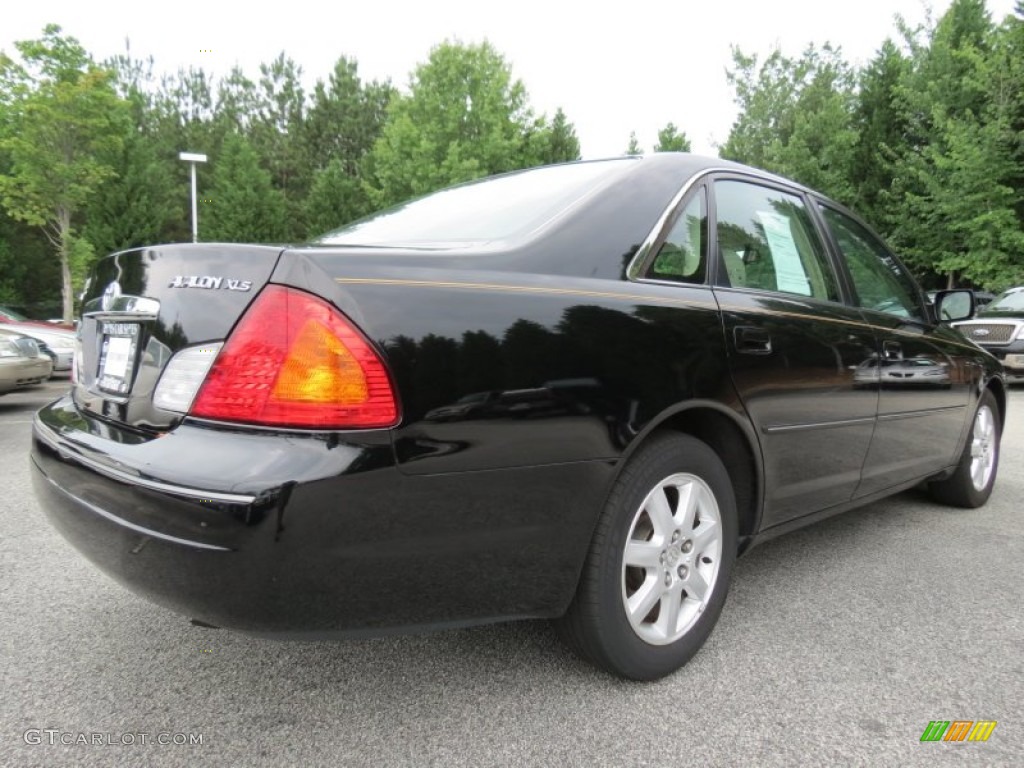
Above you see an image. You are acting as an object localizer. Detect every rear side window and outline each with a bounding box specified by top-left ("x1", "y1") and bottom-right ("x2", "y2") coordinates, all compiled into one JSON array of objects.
[
  {"x1": 820, "y1": 206, "x2": 923, "y2": 321},
  {"x1": 647, "y1": 187, "x2": 707, "y2": 283},
  {"x1": 714, "y1": 180, "x2": 839, "y2": 301}
]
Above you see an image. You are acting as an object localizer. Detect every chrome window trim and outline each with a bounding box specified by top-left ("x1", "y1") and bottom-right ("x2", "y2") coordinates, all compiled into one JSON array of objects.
[{"x1": 627, "y1": 166, "x2": 816, "y2": 285}]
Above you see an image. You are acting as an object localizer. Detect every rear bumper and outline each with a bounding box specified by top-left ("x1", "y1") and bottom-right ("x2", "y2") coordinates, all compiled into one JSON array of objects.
[{"x1": 31, "y1": 395, "x2": 606, "y2": 635}]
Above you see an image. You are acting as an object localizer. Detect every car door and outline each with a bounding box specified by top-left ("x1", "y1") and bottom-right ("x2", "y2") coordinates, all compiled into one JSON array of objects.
[
  {"x1": 815, "y1": 203, "x2": 975, "y2": 496},
  {"x1": 709, "y1": 176, "x2": 879, "y2": 529}
]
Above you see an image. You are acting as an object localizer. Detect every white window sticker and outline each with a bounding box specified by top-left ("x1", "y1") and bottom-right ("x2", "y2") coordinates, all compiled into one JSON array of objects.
[{"x1": 757, "y1": 211, "x2": 811, "y2": 296}]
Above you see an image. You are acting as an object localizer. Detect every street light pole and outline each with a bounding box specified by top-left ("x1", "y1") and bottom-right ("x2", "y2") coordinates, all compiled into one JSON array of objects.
[{"x1": 178, "y1": 152, "x2": 208, "y2": 242}]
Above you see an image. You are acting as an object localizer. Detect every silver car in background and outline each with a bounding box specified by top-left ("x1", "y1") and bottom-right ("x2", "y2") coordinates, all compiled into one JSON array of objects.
[
  {"x1": 0, "y1": 323, "x2": 75, "y2": 373},
  {"x1": 0, "y1": 329, "x2": 53, "y2": 395}
]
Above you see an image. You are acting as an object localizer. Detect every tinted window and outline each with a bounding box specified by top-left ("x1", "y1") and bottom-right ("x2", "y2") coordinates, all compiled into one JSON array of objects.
[
  {"x1": 647, "y1": 187, "x2": 707, "y2": 283},
  {"x1": 820, "y1": 206, "x2": 923, "y2": 321},
  {"x1": 315, "y1": 159, "x2": 637, "y2": 247},
  {"x1": 714, "y1": 181, "x2": 838, "y2": 301}
]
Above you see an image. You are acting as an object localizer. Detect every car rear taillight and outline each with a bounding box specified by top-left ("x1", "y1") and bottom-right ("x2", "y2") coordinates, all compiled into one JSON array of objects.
[{"x1": 189, "y1": 285, "x2": 398, "y2": 429}]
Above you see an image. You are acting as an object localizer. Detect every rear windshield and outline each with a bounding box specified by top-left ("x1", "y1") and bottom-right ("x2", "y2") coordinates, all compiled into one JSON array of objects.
[{"x1": 314, "y1": 159, "x2": 637, "y2": 248}]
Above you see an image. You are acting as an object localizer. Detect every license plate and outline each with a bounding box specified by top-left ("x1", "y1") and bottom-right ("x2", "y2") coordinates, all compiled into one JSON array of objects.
[
  {"x1": 97, "y1": 322, "x2": 140, "y2": 394},
  {"x1": 1004, "y1": 354, "x2": 1024, "y2": 369}
]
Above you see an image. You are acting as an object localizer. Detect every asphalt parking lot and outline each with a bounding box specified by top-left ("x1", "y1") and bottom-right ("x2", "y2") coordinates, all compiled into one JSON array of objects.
[{"x1": 2, "y1": 379, "x2": 1021, "y2": 767}]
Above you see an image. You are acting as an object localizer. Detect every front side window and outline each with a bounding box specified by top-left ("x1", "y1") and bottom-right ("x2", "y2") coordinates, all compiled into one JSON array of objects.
[
  {"x1": 714, "y1": 180, "x2": 839, "y2": 301},
  {"x1": 647, "y1": 187, "x2": 707, "y2": 283},
  {"x1": 820, "y1": 206, "x2": 923, "y2": 321}
]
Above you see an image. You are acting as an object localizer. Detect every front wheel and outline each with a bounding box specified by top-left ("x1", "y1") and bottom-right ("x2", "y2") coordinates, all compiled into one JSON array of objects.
[
  {"x1": 557, "y1": 433, "x2": 737, "y2": 680},
  {"x1": 929, "y1": 389, "x2": 1001, "y2": 508}
]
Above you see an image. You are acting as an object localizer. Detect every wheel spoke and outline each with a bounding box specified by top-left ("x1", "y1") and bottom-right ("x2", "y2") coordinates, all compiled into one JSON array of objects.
[
  {"x1": 645, "y1": 487, "x2": 675, "y2": 537},
  {"x1": 971, "y1": 437, "x2": 985, "y2": 460},
  {"x1": 676, "y1": 481, "x2": 698, "y2": 533},
  {"x1": 627, "y1": 575, "x2": 663, "y2": 621},
  {"x1": 978, "y1": 408, "x2": 992, "y2": 440},
  {"x1": 656, "y1": 583, "x2": 684, "y2": 636},
  {"x1": 690, "y1": 518, "x2": 720, "y2": 554},
  {"x1": 684, "y1": 568, "x2": 710, "y2": 604},
  {"x1": 624, "y1": 540, "x2": 663, "y2": 569}
]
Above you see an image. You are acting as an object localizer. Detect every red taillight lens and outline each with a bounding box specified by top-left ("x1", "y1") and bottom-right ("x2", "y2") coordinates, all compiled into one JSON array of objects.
[{"x1": 190, "y1": 285, "x2": 398, "y2": 429}]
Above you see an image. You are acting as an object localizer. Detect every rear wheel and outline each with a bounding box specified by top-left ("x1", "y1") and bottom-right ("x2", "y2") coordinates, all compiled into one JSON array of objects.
[
  {"x1": 558, "y1": 433, "x2": 737, "y2": 680},
  {"x1": 929, "y1": 389, "x2": 1000, "y2": 508}
]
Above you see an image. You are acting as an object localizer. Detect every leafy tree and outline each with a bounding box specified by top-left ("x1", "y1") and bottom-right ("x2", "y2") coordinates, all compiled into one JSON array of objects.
[
  {"x1": 250, "y1": 53, "x2": 307, "y2": 238},
  {"x1": 304, "y1": 56, "x2": 394, "y2": 176},
  {"x1": 367, "y1": 40, "x2": 543, "y2": 207},
  {"x1": 849, "y1": 40, "x2": 911, "y2": 230},
  {"x1": 526, "y1": 107, "x2": 581, "y2": 165},
  {"x1": 625, "y1": 131, "x2": 643, "y2": 155},
  {"x1": 721, "y1": 44, "x2": 857, "y2": 202},
  {"x1": 0, "y1": 211, "x2": 59, "y2": 314},
  {"x1": 84, "y1": 128, "x2": 180, "y2": 256},
  {"x1": 0, "y1": 25, "x2": 126, "y2": 321},
  {"x1": 86, "y1": 48, "x2": 180, "y2": 255},
  {"x1": 545, "y1": 107, "x2": 582, "y2": 162},
  {"x1": 203, "y1": 132, "x2": 287, "y2": 242},
  {"x1": 654, "y1": 123, "x2": 691, "y2": 152},
  {"x1": 215, "y1": 65, "x2": 260, "y2": 134},
  {"x1": 887, "y1": 0, "x2": 1021, "y2": 288},
  {"x1": 305, "y1": 158, "x2": 372, "y2": 236}
]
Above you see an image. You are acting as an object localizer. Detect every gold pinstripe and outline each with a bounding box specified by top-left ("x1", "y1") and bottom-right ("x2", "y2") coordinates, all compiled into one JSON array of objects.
[
  {"x1": 336, "y1": 277, "x2": 718, "y2": 309},
  {"x1": 334, "y1": 277, "x2": 987, "y2": 355}
]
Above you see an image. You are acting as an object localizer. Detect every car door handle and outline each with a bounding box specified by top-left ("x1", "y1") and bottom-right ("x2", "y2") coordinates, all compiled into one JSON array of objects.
[
  {"x1": 734, "y1": 326, "x2": 772, "y2": 355},
  {"x1": 883, "y1": 341, "x2": 902, "y2": 360}
]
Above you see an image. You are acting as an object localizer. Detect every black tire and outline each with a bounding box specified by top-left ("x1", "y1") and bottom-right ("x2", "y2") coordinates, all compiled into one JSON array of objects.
[
  {"x1": 929, "y1": 389, "x2": 1001, "y2": 508},
  {"x1": 557, "y1": 433, "x2": 737, "y2": 680}
]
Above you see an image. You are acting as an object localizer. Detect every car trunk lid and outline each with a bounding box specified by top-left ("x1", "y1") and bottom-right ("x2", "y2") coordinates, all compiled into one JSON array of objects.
[{"x1": 74, "y1": 244, "x2": 284, "y2": 431}]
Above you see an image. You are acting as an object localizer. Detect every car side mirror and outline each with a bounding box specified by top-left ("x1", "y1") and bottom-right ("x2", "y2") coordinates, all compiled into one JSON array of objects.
[{"x1": 933, "y1": 289, "x2": 974, "y2": 323}]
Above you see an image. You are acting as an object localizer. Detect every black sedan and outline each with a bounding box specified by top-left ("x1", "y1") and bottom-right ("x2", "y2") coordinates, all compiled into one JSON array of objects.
[{"x1": 31, "y1": 154, "x2": 1005, "y2": 680}]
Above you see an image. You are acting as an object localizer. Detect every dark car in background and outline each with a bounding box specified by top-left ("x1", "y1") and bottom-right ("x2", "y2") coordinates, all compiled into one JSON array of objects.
[
  {"x1": 952, "y1": 286, "x2": 1024, "y2": 382},
  {"x1": 30, "y1": 154, "x2": 1005, "y2": 680}
]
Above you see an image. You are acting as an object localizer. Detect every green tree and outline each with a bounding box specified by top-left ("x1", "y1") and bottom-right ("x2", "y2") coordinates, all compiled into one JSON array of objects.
[
  {"x1": 721, "y1": 44, "x2": 857, "y2": 202},
  {"x1": 849, "y1": 40, "x2": 911, "y2": 230},
  {"x1": 87, "y1": 48, "x2": 180, "y2": 255},
  {"x1": 249, "y1": 53, "x2": 307, "y2": 238},
  {"x1": 305, "y1": 158, "x2": 372, "y2": 236},
  {"x1": 525, "y1": 107, "x2": 581, "y2": 165},
  {"x1": 0, "y1": 213, "x2": 54, "y2": 309},
  {"x1": 625, "y1": 131, "x2": 643, "y2": 155},
  {"x1": 654, "y1": 122, "x2": 691, "y2": 152},
  {"x1": 367, "y1": 40, "x2": 542, "y2": 207},
  {"x1": 0, "y1": 25, "x2": 126, "y2": 321},
  {"x1": 204, "y1": 132, "x2": 287, "y2": 242},
  {"x1": 304, "y1": 56, "x2": 394, "y2": 176},
  {"x1": 886, "y1": 0, "x2": 1021, "y2": 288}
]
